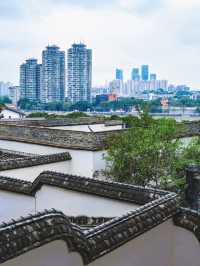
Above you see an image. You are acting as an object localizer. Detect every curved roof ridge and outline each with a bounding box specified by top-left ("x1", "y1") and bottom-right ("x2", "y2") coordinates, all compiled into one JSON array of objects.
[
  {"x1": 0, "y1": 152, "x2": 71, "y2": 171},
  {"x1": 0, "y1": 209, "x2": 91, "y2": 264},
  {"x1": 173, "y1": 207, "x2": 200, "y2": 242},
  {"x1": 0, "y1": 192, "x2": 177, "y2": 265},
  {"x1": 0, "y1": 171, "x2": 169, "y2": 204}
]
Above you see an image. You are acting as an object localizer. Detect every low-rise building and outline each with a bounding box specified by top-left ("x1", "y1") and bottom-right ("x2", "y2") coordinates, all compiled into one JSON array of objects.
[{"x1": 0, "y1": 106, "x2": 25, "y2": 119}]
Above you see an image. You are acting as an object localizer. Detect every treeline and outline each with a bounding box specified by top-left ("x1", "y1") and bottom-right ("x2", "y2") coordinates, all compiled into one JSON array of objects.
[{"x1": 17, "y1": 96, "x2": 200, "y2": 112}]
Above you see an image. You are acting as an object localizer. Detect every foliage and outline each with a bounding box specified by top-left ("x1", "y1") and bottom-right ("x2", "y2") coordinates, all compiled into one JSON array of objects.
[
  {"x1": 0, "y1": 103, "x2": 5, "y2": 113},
  {"x1": 27, "y1": 112, "x2": 48, "y2": 118},
  {"x1": 65, "y1": 112, "x2": 89, "y2": 118},
  {"x1": 106, "y1": 112, "x2": 181, "y2": 187},
  {"x1": 0, "y1": 96, "x2": 12, "y2": 104},
  {"x1": 70, "y1": 101, "x2": 93, "y2": 112},
  {"x1": 26, "y1": 111, "x2": 89, "y2": 119},
  {"x1": 106, "y1": 108, "x2": 200, "y2": 202},
  {"x1": 18, "y1": 98, "x2": 40, "y2": 110}
]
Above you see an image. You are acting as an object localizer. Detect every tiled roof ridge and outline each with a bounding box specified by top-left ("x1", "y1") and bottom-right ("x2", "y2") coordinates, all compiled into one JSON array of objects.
[
  {"x1": 0, "y1": 152, "x2": 71, "y2": 171},
  {"x1": 173, "y1": 207, "x2": 200, "y2": 241},
  {"x1": 0, "y1": 171, "x2": 169, "y2": 204},
  {"x1": 83, "y1": 193, "x2": 177, "y2": 261},
  {"x1": 4, "y1": 106, "x2": 25, "y2": 115},
  {"x1": 0, "y1": 193, "x2": 177, "y2": 264},
  {"x1": 0, "y1": 148, "x2": 36, "y2": 157},
  {"x1": 0, "y1": 210, "x2": 91, "y2": 264}
]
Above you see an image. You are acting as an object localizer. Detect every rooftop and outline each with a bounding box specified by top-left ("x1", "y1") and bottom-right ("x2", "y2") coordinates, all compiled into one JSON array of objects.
[
  {"x1": 0, "y1": 170, "x2": 177, "y2": 264},
  {"x1": 0, "y1": 149, "x2": 71, "y2": 171}
]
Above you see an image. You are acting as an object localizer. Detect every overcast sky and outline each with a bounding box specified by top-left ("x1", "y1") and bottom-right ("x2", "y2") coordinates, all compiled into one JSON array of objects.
[{"x1": 1, "y1": 0, "x2": 200, "y2": 88}]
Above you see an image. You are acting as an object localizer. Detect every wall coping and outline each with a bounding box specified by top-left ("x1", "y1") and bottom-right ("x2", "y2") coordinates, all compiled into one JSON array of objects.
[
  {"x1": 0, "y1": 152, "x2": 71, "y2": 171},
  {"x1": 0, "y1": 193, "x2": 177, "y2": 264},
  {"x1": 173, "y1": 207, "x2": 200, "y2": 242},
  {"x1": 0, "y1": 171, "x2": 169, "y2": 204}
]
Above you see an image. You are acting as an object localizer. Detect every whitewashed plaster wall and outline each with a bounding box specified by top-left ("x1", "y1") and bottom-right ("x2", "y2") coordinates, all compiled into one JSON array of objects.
[
  {"x1": 0, "y1": 185, "x2": 138, "y2": 223},
  {"x1": 173, "y1": 225, "x2": 200, "y2": 266},
  {"x1": 0, "y1": 140, "x2": 106, "y2": 178},
  {"x1": 90, "y1": 219, "x2": 200, "y2": 266},
  {"x1": 0, "y1": 161, "x2": 72, "y2": 182},
  {"x1": 1, "y1": 110, "x2": 22, "y2": 119},
  {"x1": 90, "y1": 219, "x2": 174, "y2": 266},
  {"x1": 0, "y1": 191, "x2": 35, "y2": 223},
  {"x1": 0, "y1": 140, "x2": 67, "y2": 155},
  {"x1": 36, "y1": 185, "x2": 138, "y2": 217},
  {"x1": 2, "y1": 241, "x2": 83, "y2": 266}
]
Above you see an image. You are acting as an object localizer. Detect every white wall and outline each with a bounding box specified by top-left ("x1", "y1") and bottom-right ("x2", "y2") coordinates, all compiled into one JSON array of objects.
[
  {"x1": 0, "y1": 140, "x2": 67, "y2": 155},
  {"x1": 93, "y1": 151, "x2": 107, "y2": 173},
  {"x1": 36, "y1": 185, "x2": 139, "y2": 217},
  {"x1": 0, "y1": 184, "x2": 139, "y2": 223},
  {"x1": 2, "y1": 241, "x2": 83, "y2": 266},
  {"x1": 0, "y1": 191, "x2": 35, "y2": 223},
  {"x1": 90, "y1": 219, "x2": 174, "y2": 266},
  {"x1": 1, "y1": 110, "x2": 22, "y2": 119},
  {"x1": 0, "y1": 140, "x2": 106, "y2": 178},
  {"x1": 173, "y1": 225, "x2": 200, "y2": 266},
  {"x1": 0, "y1": 161, "x2": 72, "y2": 182},
  {"x1": 90, "y1": 220, "x2": 200, "y2": 266}
]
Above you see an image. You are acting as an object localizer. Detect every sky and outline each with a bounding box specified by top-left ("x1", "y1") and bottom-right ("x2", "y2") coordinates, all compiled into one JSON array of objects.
[{"x1": 1, "y1": 0, "x2": 200, "y2": 88}]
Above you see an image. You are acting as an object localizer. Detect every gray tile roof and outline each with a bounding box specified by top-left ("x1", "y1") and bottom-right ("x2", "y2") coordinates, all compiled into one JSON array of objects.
[
  {"x1": 0, "y1": 171, "x2": 168, "y2": 204},
  {"x1": 0, "y1": 192, "x2": 177, "y2": 265}
]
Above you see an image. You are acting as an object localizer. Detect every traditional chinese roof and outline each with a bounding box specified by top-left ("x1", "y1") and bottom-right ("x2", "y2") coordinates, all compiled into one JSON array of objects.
[
  {"x1": 2, "y1": 106, "x2": 25, "y2": 116},
  {"x1": 0, "y1": 191, "x2": 177, "y2": 264},
  {"x1": 173, "y1": 207, "x2": 200, "y2": 242},
  {"x1": 0, "y1": 171, "x2": 168, "y2": 204},
  {"x1": 0, "y1": 152, "x2": 71, "y2": 171}
]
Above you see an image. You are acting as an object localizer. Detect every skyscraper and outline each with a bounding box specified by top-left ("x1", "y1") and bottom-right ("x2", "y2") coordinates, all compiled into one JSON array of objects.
[
  {"x1": 141, "y1": 65, "x2": 149, "y2": 81},
  {"x1": 116, "y1": 69, "x2": 123, "y2": 80},
  {"x1": 42, "y1": 45, "x2": 65, "y2": 103},
  {"x1": 36, "y1": 64, "x2": 42, "y2": 100},
  {"x1": 20, "y1": 58, "x2": 40, "y2": 101},
  {"x1": 150, "y1": 74, "x2": 157, "y2": 81},
  {"x1": 131, "y1": 68, "x2": 140, "y2": 81},
  {"x1": 68, "y1": 43, "x2": 92, "y2": 103}
]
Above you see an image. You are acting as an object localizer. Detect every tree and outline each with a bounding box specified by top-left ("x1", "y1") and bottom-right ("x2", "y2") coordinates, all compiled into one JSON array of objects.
[
  {"x1": 70, "y1": 101, "x2": 92, "y2": 112},
  {"x1": 18, "y1": 98, "x2": 39, "y2": 110},
  {"x1": 106, "y1": 114, "x2": 181, "y2": 188},
  {"x1": 0, "y1": 96, "x2": 12, "y2": 104}
]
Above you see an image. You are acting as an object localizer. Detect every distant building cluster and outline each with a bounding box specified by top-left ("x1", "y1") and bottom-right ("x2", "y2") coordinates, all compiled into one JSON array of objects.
[
  {"x1": 19, "y1": 43, "x2": 92, "y2": 104},
  {"x1": 112, "y1": 65, "x2": 168, "y2": 98},
  {"x1": 92, "y1": 66, "x2": 168, "y2": 100},
  {"x1": 1, "y1": 49, "x2": 198, "y2": 108}
]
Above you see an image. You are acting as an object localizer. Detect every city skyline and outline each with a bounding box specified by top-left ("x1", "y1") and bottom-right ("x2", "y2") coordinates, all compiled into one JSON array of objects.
[{"x1": 1, "y1": 0, "x2": 200, "y2": 88}]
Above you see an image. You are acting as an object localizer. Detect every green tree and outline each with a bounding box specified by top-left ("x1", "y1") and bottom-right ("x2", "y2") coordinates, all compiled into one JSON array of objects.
[
  {"x1": 106, "y1": 115, "x2": 181, "y2": 188},
  {"x1": 0, "y1": 96, "x2": 12, "y2": 104}
]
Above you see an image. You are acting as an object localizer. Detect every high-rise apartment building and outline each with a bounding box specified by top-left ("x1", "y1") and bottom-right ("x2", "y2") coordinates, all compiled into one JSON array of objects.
[
  {"x1": 42, "y1": 45, "x2": 65, "y2": 103},
  {"x1": 68, "y1": 43, "x2": 92, "y2": 103},
  {"x1": 8, "y1": 86, "x2": 20, "y2": 105},
  {"x1": 36, "y1": 64, "x2": 42, "y2": 100},
  {"x1": 116, "y1": 69, "x2": 123, "y2": 80},
  {"x1": 141, "y1": 65, "x2": 149, "y2": 81},
  {"x1": 131, "y1": 68, "x2": 140, "y2": 81},
  {"x1": 20, "y1": 58, "x2": 40, "y2": 101}
]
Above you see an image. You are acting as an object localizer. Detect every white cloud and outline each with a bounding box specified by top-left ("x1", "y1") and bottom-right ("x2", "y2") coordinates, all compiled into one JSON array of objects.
[{"x1": 0, "y1": 0, "x2": 200, "y2": 88}]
